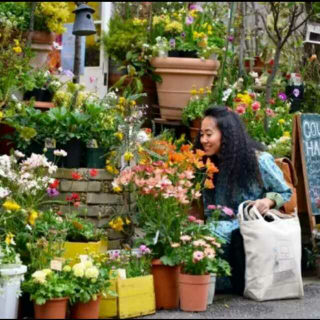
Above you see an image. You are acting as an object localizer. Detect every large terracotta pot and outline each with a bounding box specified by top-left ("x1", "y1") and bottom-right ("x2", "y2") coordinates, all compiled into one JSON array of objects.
[
  {"x1": 34, "y1": 297, "x2": 69, "y2": 319},
  {"x1": 150, "y1": 57, "x2": 220, "y2": 120},
  {"x1": 23, "y1": 31, "x2": 56, "y2": 68},
  {"x1": 179, "y1": 273, "x2": 210, "y2": 312},
  {"x1": 151, "y1": 259, "x2": 180, "y2": 310},
  {"x1": 70, "y1": 296, "x2": 101, "y2": 319}
]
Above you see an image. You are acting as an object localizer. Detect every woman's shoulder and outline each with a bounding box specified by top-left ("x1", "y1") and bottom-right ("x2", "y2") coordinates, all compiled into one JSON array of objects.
[
  {"x1": 255, "y1": 150, "x2": 274, "y2": 162},
  {"x1": 255, "y1": 150, "x2": 280, "y2": 173}
]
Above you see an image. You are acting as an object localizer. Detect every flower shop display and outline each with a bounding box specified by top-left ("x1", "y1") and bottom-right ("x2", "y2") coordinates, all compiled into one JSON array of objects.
[
  {"x1": 112, "y1": 142, "x2": 218, "y2": 309},
  {"x1": 22, "y1": 268, "x2": 74, "y2": 319}
]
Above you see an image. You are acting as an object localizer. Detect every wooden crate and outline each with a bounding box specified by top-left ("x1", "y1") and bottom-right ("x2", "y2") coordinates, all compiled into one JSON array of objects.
[
  {"x1": 117, "y1": 275, "x2": 156, "y2": 319},
  {"x1": 63, "y1": 241, "x2": 102, "y2": 264},
  {"x1": 99, "y1": 280, "x2": 118, "y2": 319}
]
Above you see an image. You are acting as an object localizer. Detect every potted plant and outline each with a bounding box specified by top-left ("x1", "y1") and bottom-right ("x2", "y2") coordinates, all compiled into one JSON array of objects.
[
  {"x1": 149, "y1": 3, "x2": 225, "y2": 120},
  {"x1": 67, "y1": 256, "x2": 111, "y2": 319},
  {"x1": 182, "y1": 86, "x2": 212, "y2": 141},
  {"x1": 100, "y1": 246, "x2": 156, "y2": 319},
  {"x1": 0, "y1": 240, "x2": 27, "y2": 320},
  {"x1": 22, "y1": 267, "x2": 74, "y2": 319},
  {"x1": 112, "y1": 142, "x2": 218, "y2": 309},
  {"x1": 172, "y1": 217, "x2": 230, "y2": 312}
]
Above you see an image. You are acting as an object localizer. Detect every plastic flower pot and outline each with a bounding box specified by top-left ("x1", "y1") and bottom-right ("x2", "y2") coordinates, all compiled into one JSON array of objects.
[
  {"x1": 151, "y1": 259, "x2": 180, "y2": 310},
  {"x1": 0, "y1": 265, "x2": 27, "y2": 319},
  {"x1": 179, "y1": 273, "x2": 210, "y2": 312},
  {"x1": 61, "y1": 138, "x2": 85, "y2": 168},
  {"x1": 70, "y1": 296, "x2": 101, "y2": 319},
  {"x1": 85, "y1": 148, "x2": 107, "y2": 169},
  {"x1": 207, "y1": 274, "x2": 217, "y2": 306},
  {"x1": 34, "y1": 297, "x2": 69, "y2": 320}
]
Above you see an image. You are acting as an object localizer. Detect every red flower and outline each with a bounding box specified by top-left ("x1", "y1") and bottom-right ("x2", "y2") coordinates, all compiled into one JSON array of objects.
[
  {"x1": 66, "y1": 193, "x2": 80, "y2": 202},
  {"x1": 286, "y1": 74, "x2": 291, "y2": 80},
  {"x1": 269, "y1": 59, "x2": 274, "y2": 66},
  {"x1": 72, "y1": 172, "x2": 82, "y2": 180},
  {"x1": 269, "y1": 99, "x2": 275, "y2": 105},
  {"x1": 144, "y1": 128, "x2": 152, "y2": 134},
  {"x1": 234, "y1": 98, "x2": 242, "y2": 103},
  {"x1": 57, "y1": 211, "x2": 63, "y2": 216},
  {"x1": 50, "y1": 179, "x2": 60, "y2": 189},
  {"x1": 89, "y1": 169, "x2": 98, "y2": 177}
]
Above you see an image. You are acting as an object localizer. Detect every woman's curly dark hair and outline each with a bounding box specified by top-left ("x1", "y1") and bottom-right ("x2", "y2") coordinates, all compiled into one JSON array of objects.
[{"x1": 194, "y1": 105, "x2": 266, "y2": 208}]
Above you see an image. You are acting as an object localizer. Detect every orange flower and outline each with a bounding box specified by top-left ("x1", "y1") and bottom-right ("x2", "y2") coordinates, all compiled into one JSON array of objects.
[
  {"x1": 196, "y1": 149, "x2": 206, "y2": 158},
  {"x1": 204, "y1": 178, "x2": 215, "y2": 189},
  {"x1": 181, "y1": 144, "x2": 191, "y2": 153},
  {"x1": 206, "y1": 158, "x2": 219, "y2": 176},
  {"x1": 194, "y1": 158, "x2": 205, "y2": 169},
  {"x1": 169, "y1": 152, "x2": 185, "y2": 163}
]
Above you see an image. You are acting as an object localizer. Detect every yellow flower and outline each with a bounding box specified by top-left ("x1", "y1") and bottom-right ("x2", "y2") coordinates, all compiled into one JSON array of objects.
[
  {"x1": 125, "y1": 218, "x2": 131, "y2": 225},
  {"x1": 278, "y1": 119, "x2": 286, "y2": 125},
  {"x1": 283, "y1": 131, "x2": 291, "y2": 137},
  {"x1": 119, "y1": 97, "x2": 126, "y2": 105},
  {"x1": 208, "y1": 25, "x2": 213, "y2": 31},
  {"x1": 165, "y1": 21, "x2": 183, "y2": 33},
  {"x1": 42, "y1": 269, "x2": 52, "y2": 276},
  {"x1": 14, "y1": 39, "x2": 20, "y2": 46},
  {"x1": 237, "y1": 93, "x2": 252, "y2": 105},
  {"x1": 109, "y1": 217, "x2": 124, "y2": 232},
  {"x1": 153, "y1": 16, "x2": 162, "y2": 26},
  {"x1": 114, "y1": 132, "x2": 123, "y2": 141},
  {"x1": 130, "y1": 100, "x2": 136, "y2": 106},
  {"x1": 5, "y1": 233, "x2": 15, "y2": 246},
  {"x1": 193, "y1": 31, "x2": 200, "y2": 39},
  {"x1": 3, "y1": 200, "x2": 21, "y2": 211},
  {"x1": 190, "y1": 87, "x2": 198, "y2": 95},
  {"x1": 124, "y1": 152, "x2": 134, "y2": 162},
  {"x1": 63, "y1": 266, "x2": 72, "y2": 272},
  {"x1": 190, "y1": 10, "x2": 198, "y2": 18},
  {"x1": 13, "y1": 46, "x2": 22, "y2": 54},
  {"x1": 0, "y1": 111, "x2": 3, "y2": 120},
  {"x1": 85, "y1": 266, "x2": 99, "y2": 279},
  {"x1": 198, "y1": 88, "x2": 205, "y2": 95},
  {"x1": 113, "y1": 186, "x2": 122, "y2": 193},
  {"x1": 28, "y1": 210, "x2": 39, "y2": 226}
]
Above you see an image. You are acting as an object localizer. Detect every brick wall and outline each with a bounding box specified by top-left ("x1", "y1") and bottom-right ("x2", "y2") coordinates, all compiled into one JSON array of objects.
[{"x1": 51, "y1": 168, "x2": 129, "y2": 249}]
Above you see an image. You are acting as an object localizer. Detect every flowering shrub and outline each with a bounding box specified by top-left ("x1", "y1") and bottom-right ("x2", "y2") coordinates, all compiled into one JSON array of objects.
[
  {"x1": 171, "y1": 217, "x2": 231, "y2": 276},
  {"x1": 112, "y1": 144, "x2": 218, "y2": 266},
  {"x1": 22, "y1": 268, "x2": 75, "y2": 305},
  {"x1": 104, "y1": 245, "x2": 152, "y2": 279},
  {"x1": 151, "y1": 3, "x2": 227, "y2": 59}
]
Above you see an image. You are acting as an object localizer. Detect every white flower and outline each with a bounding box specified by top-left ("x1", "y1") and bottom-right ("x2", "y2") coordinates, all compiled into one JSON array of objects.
[
  {"x1": 14, "y1": 151, "x2": 25, "y2": 158},
  {"x1": 54, "y1": 149, "x2": 67, "y2": 157},
  {"x1": 85, "y1": 266, "x2": 99, "y2": 279},
  {"x1": 0, "y1": 187, "x2": 10, "y2": 199},
  {"x1": 137, "y1": 130, "x2": 150, "y2": 143},
  {"x1": 32, "y1": 271, "x2": 47, "y2": 284},
  {"x1": 249, "y1": 71, "x2": 259, "y2": 78},
  {"x1": 222, "y1": 88, "x2": 232, "y2": 102}
]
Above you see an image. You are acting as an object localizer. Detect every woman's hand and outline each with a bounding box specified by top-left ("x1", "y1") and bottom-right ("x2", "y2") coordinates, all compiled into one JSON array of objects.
[{"x1": 253, "y1": 198, "x2": 276, "y2": 215}]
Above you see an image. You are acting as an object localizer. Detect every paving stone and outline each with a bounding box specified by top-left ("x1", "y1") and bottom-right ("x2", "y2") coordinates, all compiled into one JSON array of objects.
[{"x1": 60, "y1": 181, "x2": 101, "y2": 193}]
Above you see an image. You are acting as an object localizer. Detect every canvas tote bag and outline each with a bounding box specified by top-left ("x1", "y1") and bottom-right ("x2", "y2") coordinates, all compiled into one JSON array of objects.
[{"x1": 238, "y1": 201, "x2": 304, "y2": 302}]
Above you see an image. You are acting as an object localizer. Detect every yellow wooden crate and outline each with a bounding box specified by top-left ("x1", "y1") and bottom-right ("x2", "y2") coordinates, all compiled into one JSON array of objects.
[
  {"x1": 99, "y1": 279, "x2": 118, "y2": 319},
  {"x1": 117, "y1": 275, "x2": 156, "y2": 319},
  {"x1": 63, "y1": 241, "x2": 102, "y2": 263}
]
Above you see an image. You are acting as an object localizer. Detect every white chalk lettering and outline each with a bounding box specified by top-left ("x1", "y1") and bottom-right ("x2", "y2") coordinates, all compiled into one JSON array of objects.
[
  {"x1": 304, "y1": 121, "x2": 311, "y2": 139},
  {"x1": 305, "y1": 141, "x2": 314, "y2": 157}
]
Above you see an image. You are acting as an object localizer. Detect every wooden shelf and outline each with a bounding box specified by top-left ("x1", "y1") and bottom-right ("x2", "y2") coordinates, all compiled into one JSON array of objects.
[{"x1": 153, "y1": 118, "x2": 184, "y2": 127}]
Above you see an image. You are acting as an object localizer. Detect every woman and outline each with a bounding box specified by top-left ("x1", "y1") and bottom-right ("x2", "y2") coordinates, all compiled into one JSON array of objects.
[{"x1": 195, "y1": 106, "x2": 293, "y2": 293}]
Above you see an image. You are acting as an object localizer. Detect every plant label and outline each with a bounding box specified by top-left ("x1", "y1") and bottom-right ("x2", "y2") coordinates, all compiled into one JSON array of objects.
[
  {"x1": 51, "y1": 260, "x2": 62, "y2": 271},
  {"x1": 117, "y1": 269, "x2": 127, "y2": 280},
  {"x1": 45, "y1": 138, "x2": 56, "y2": 149},
  {"x1": 153, "y1": 230, "x2": 160, "y2": 245}
]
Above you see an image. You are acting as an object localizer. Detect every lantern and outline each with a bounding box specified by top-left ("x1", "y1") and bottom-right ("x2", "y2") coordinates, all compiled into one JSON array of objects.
[{"x1": 72, "y1": 3, "x2": 96, "y2": 36}]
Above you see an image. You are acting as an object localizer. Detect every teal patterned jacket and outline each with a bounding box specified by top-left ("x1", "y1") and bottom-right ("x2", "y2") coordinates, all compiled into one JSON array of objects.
[{"x1": 204, "y1": 151, "x2": 293, "y2": 244}]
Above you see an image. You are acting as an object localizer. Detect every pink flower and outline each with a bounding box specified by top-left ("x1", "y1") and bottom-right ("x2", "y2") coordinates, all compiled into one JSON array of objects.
[
  {"x1": 266, "y1": 108, "x2": 275, "y2": 117},
  {"x1": 89, "y1": 76, "x2": 96, "y2": 83},
  {"x1": 195, "y1": 219, "x2": 204, "y2": 225},
  {"x1": 208, "y1": 205, "x2": 216, "y2": 210},
  {"x1": 236, "y1": 105, "x2": 246, "y2": 115},
  {"x1": 180, "y1": 235, "x2": 192, "y2": 242},
  {"x1": 222, "y1": 207, "x2": 234, "y2": 217},
  {"x1": 252, "y1": 101, "x2": 261, "y2": 112},
  {"x1": 204, "y1": 248, "x2": 216, "y2": 259},
  {"x1": 188, "y1": 216, "x2": 197, "y2": 222},
  {"x1": 193, "y1": 251, "x2": 204, "y2": 262}
]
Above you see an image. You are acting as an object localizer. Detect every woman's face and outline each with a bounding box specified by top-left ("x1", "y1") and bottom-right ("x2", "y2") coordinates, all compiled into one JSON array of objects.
[{"x1": 200, "y1": 116, "x2": 222, "y2": 156}]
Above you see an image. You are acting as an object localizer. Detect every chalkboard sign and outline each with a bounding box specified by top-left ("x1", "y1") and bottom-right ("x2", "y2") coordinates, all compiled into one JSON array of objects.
[{"x1": 299, "y1": 114, "x2": 320, "y2": 215}]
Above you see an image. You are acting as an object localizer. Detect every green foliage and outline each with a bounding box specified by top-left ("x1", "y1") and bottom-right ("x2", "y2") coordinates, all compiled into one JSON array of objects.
[
  {"x1": 22, "y1": 269, "x2": 75, "y2": 305},
  {"x1": 182, "y1": 88, "x2": 212, "y2": 126}
]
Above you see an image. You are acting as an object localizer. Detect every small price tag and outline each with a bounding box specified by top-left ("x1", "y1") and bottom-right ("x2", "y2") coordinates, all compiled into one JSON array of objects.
[
  {"x1": 86, "y1": 139, "x2": 98, "y2": 148},
  {"x1": 45, "y1": 138, "x2": 56, "y2": 149},
  {"x1": 117, "y1": 269, "x2": 126, "y2": 280},
  {"x1": 50, "y1": 260, "x2": 62, "y2": 271},
  {"x1": 153, "y1": 230, "x2": 160, "y2": 245},
  {"x1": 291, "y1": 73, "x2": 302, "y2": 86},
  {"x1": 80, "y1": 255, "x2": 88, "y2": 263}
]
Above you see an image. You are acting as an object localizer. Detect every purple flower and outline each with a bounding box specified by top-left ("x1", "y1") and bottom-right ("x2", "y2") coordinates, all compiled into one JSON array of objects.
[
  {"x1": 293, "y1": 88, "x2": 300, "y2": 98},
  {"x1": 63, "y1": 70, "x2": 74, "y2": 77},
  {"x1": 189, "y1": 4, "x2": 197, "y2": 10},
  {"x1": 278, "y1": 92, "x2": 287, "y2": 101},
  {"x1": 181, "y1": 32, "x2": 186, "y2": 38},
  {"x1": 169, "y1": 38, "x2": 176, "y2": 48},
  {"x1": 139, "y1": 245, "x2": 151, "y2": 255},
  {"x1": 47, "y1": 188, "x2": 59, "y2": 197},
  {"x1": 186, "y1": 15, "x2": 194, "y2": 25},
  {"x1": 228, "y1": 36, "x2": 234, "y2": 42}
]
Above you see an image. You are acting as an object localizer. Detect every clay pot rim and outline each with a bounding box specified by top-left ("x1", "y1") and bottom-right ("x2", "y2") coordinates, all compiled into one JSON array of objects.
[
  {"x1": 151, "y1": 57, "x2": 220, "y2": 70},
  {"x1": 152, "y1": 259, "x2": 181, "y2": 267},
  {"x1": 34, "y1": 296, "x2": 69, "y2": 305},
  {"x1": 179, "y1": 272, "x2": 211, "y2": 284}
]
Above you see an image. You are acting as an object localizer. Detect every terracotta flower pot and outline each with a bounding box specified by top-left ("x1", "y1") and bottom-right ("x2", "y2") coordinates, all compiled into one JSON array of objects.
[
  {"x1": 192, "y1": 118, "x2": 202, "y2": 129},
  {"x1": 70, "y1": 296, "x2": 101, "y2": 319},
  {"x1": 179, "y1": 273, "x2": 210, "y2": 312},
  {"x1": 151, "y1": 259, "x2": 180, "y2": 310},
  {"x1": 189, "y1": 127, "x2": 200, "y2": 143},
  {"x1": 34, "y1": 297, "x2": 69, "y2": 319},
  {"x1": 150, "y1": 57, "x2": 220, "y2": 121}
]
